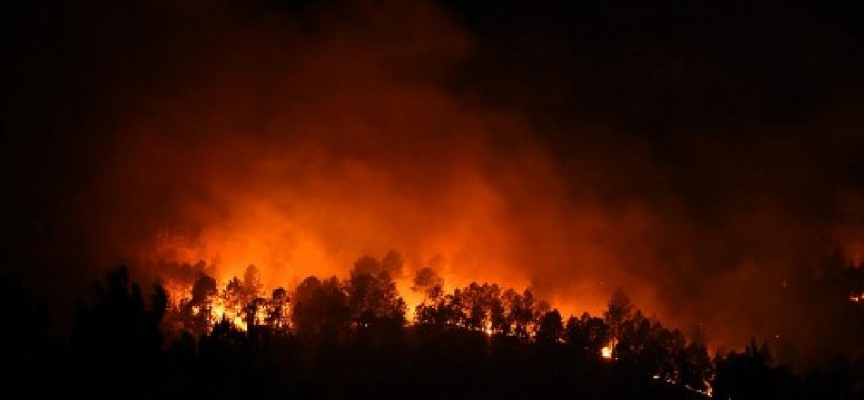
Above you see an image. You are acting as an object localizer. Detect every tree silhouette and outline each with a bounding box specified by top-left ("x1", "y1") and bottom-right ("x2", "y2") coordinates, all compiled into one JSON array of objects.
[
  {"x1": 678, "y1": 341, "x2": 714, "y2": 393},
  {"x1": 223, "y1": 276, "x2": 245, "y2": 321},
  {"x1": 243, "y1": 265, "x2": 263, "y2": 298},
  {"x1": 265, "y1": 287, "x2": 290, "y2": 329},
  {"x1": 504, "y1": 287, "x2": 541, "y2": 339},
  {"x1": 415, "y1": 287, "x2": 467, "y2": 328},
  {"x1": 68, "y1": 265, "x2": 171, "y2": 398},
  {"x1": 536, "y1": 308, "x2": 564, "y2": 353},
  {"x1": 604, "y1": 288, "x2": 634, "y2": 341},
  {"x1": 291, "y1": 276, "x2": 350, "y2": 340},
  {"x1": 461, "y1": 282, "x2": 504, "y2": 333},
  {"x1": 713, "y1": 338, "x2": 785, "y2": 399},
  {"x1": 9, "y1": 258, "x2": 862, "y2": 400},
  {"x1": 412, "y1": 266, "x2": 444, "y2": 298},
  {"x1": 347, "y1": 270, "x2": 406, "y2": 329},
  {"x1": 565, "y1": 312, "x2": 611, "y2": 359},
  {"x1": 381, "y1": 250, "x2": 405, "y2": 278},
  {"x1": 176, "y1": 273, "x2": 219, "y2": 338},
  {"x1": 352, "y1": 255, "x2": 381, "y2": 276}
]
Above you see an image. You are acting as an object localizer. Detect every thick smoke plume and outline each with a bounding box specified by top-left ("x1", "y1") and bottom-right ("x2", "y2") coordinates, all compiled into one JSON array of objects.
[{"x1": 6, "y1": 0, "x2": 864, "y2": 368}]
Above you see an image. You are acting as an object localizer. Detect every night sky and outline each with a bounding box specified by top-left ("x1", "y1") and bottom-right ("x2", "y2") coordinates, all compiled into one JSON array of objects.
[{"x1": 5, "y1": 0, "x2": 864, "y2": 369}]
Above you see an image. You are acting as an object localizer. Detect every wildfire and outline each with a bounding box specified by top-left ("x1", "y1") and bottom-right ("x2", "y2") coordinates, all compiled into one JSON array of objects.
[
  {"x1": 483, "y1": 319, "x2": 494, "y2": 336},
  {"x1": 151, "y1": 263, "x2": 722, "y2": 399},
  {"x1": 191, "y1": 297, "x2": 262, "y2": 331},
  {"x1": 689, "y1": 381, "x2": 713, "y2": 398},
  {"x1": 601, "y1": 345, "x2": 613, "y2": 359}
]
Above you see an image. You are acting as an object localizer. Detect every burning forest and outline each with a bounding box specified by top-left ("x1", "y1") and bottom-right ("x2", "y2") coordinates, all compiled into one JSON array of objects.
[{"x1": 5, "y1": 0, "x2": 864, "y2": 398}]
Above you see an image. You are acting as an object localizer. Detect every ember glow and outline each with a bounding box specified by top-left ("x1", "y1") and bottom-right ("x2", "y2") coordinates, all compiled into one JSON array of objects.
[{"x1": 601, "y1": 345, "x2": 613, "y2": 360}]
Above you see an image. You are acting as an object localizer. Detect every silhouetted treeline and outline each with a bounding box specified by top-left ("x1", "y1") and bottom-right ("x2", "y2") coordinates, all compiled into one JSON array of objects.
[{"x1": 3, "y1": 256, "x2": 864, "y2": 400}]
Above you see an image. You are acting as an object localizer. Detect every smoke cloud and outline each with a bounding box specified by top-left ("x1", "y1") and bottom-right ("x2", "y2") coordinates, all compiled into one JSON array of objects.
[{"x1": 6, "y1": 0, "x2": 864, "y2": 368}]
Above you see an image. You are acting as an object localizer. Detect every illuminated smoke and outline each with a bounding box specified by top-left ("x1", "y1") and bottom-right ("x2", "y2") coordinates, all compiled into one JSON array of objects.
[
  {"x1": 84, "y1": 0, "x2": 635, "y2": 317},
  {"x1": 8, "y1": 0, "x2": 864, "y2": 367}
]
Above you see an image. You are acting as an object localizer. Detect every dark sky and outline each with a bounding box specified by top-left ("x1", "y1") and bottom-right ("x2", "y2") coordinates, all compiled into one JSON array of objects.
[{"x1": 4, "y1": 0, "x2": 864, "y2": 368}]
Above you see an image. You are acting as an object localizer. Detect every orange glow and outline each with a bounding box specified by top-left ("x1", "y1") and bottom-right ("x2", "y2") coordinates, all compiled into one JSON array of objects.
[
  {"x1": 209, "y1": 301, "x2": 246, "y2": 328},
  {"x1": 82, "y1": 0, "x2": 713, "y2": 355},
  {"x1": 484, "y1": 320, "x2": 493, "y2": 336},
  {"x1": 601, "y1": 345, "x2": 613, "y2": 359},
  {"x1": 396, "y1": 277, "x2": 425, "y2": 322},
  {"x1": 92, "y1": 15, "x2": 669, "y2": 335}
]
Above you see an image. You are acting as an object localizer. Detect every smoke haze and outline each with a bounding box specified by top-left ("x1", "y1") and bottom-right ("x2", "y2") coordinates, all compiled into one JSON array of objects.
[{"x1": 6, "y1": 0, "x2": 864, "y2": 369}]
